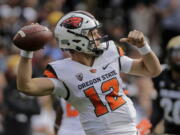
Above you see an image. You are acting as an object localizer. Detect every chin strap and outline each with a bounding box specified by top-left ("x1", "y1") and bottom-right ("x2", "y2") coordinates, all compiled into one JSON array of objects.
[{"x1": 93, "y1": 48, "x2": 104, "y2": 56}]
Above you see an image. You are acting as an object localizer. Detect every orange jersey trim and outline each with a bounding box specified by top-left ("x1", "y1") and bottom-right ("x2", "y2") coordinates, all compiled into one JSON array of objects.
[
  {"x1": 66, "y1": 103, "x2": 79, "y2": 117},
  {"x1": 118, "y1": 47, "x2": 124, "y2": 56},
  {"x1": 123, "y1": 89, "x2": 129, "y2": 95},
  {"x1": 44, "y1": 70, "x2": 57, "y2": 78}
]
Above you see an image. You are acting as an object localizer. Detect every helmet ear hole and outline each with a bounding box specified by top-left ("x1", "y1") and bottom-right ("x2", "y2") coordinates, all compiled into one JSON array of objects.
[{"x1": 76, "y1": 46, "x2": 82, "y2": 51}]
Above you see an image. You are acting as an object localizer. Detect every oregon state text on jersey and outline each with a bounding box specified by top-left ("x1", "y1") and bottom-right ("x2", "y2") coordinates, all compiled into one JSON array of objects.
[
  {"x1": 151, "y1": 65, "x2": 180, "y2": 134},
  {"x1": 44, "y1": 41, "x2": 138, "y2": 135}
]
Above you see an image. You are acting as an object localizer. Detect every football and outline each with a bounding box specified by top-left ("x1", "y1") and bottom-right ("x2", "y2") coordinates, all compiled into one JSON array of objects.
[{"x1": 13, "y1": 24, "x2": 53, "y2": 51}]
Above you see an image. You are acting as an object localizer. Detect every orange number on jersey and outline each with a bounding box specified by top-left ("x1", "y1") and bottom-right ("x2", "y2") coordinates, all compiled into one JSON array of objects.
[
  {"x1": 84, "y1": 87, "x2": 108, "y2": 116},
  {"x1": 84, "y1": 78, "x2": 126, "y2": 117},
  {"x1": 102, "y1": 78, "x2": 126, "y2": 111},
  {"x1": 66, "y1": 103, "x2": 79, "y2": 117}
]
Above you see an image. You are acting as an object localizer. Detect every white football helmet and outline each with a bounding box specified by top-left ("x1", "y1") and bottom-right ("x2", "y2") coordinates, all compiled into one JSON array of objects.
[{"x1": 54, "y1": 10, "x2": 107, "y2": 56}]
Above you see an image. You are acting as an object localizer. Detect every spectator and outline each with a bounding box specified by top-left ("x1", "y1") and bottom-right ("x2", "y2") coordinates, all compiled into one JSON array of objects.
[
  {"x1": 3, "y1": 54, "x2": 40, "y2": 135},
  {"x1": 53, "y1": 98, "x2": 86, "y2": 135},
  {"x1": 155, "y1": 0, "x2": 180, "y2": 62},
  {"x1": 0, "y1": 72, "x2": 6, "y2": 135},
  {"x1": 31, "y1": 96, "x2": 55, "y2": 135}
]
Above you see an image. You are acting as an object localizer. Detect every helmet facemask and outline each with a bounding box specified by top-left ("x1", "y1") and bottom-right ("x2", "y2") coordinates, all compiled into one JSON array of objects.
[{"x1": 86, "y1": 27, "x2": 109, "y2": 56}]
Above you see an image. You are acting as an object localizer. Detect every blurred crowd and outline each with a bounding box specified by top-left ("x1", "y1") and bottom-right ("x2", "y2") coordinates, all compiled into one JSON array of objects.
[{"x1": 0, "y1": 0, "x2": 180, "y2": 135}]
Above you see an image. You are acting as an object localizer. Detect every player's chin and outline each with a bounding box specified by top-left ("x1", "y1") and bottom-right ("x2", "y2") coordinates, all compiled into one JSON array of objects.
[{"x1": 95, "y1": 41, "x2": 101, "y2": 47}]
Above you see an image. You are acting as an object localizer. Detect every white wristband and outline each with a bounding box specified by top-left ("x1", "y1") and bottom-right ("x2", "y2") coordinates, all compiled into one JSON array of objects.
[
  {"x1": 138, "y1": 42, "x2": 152, "y2": 55},
  {"x1": 20, "y1": 50, "x2": 33, "y2": 58}
]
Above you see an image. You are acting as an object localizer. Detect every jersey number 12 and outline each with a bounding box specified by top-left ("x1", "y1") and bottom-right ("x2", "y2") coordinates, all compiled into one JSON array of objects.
[{"x1": 84, "y1": 78, "x2": 126, "y2": 117}]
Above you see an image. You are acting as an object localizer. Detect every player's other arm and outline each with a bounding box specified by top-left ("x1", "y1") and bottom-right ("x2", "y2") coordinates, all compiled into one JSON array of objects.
[
  {"x1": 130, "y1": 51, "x2": 161, "y2": 77},
  {"x1": 17, "y1": 56, "x2": 54, "y2": 96},
  {"x1": 120, "y1": 30, "x2": 162, "y2": 77}
]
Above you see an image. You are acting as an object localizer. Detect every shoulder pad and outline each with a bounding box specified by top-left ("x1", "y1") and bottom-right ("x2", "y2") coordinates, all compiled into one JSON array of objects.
[
  {"x1": 48, "y1": 58, "x2": 71, "y2": 70},
  {"x1": 101, "y1": 40, "x2": 119, "y2": 62}
]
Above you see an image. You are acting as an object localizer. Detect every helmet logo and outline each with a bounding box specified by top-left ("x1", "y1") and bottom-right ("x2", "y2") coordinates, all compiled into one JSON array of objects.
[{"x1": 61, "y1": 17, "x2": 83, "y2": 29}]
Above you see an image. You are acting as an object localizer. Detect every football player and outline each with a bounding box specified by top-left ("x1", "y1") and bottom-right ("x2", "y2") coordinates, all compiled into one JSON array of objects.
[
  {"x1": 150, "y1": 36, "x2": 180, "y2": 134},
  {"x1": 16, "y1": 10, "x2": 162, "y2": 135},
  {"x1": 53, "y1": 98, "x2": 86, "y2": 135}
]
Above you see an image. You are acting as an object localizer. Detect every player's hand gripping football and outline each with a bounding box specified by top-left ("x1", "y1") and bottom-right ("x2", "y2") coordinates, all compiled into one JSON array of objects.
[{"x1": 120, "y1": 30, "x2": 146, "y2": 48}]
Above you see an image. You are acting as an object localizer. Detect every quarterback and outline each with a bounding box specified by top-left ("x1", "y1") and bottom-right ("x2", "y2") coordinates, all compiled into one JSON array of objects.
[
  {"x1": 55, "y1": 98, "x2": 86, "y2": 135},
  {"x1": 17, "y1": 11, "x2": 162, "y2": 135}
]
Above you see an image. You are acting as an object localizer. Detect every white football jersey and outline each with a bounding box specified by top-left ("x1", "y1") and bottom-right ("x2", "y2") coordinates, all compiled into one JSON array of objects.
[
  {"x1": 44, "y1": 41, "x2": 137, "y2": 135},
  {"x1": 58, "y1": 98, "x2": 86, "y2": 135}
]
